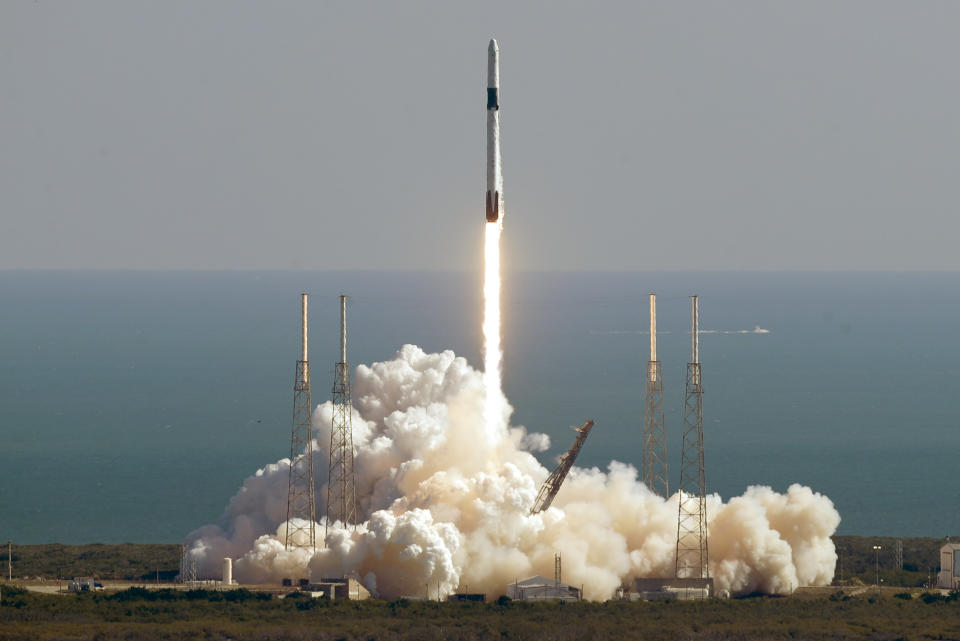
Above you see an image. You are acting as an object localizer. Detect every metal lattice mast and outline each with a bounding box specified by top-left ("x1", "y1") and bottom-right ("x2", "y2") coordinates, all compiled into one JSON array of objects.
[
  {"x1": 676, "y1": 295, "x2": 708, "y2": 579},
  {"x1": 531, "y1": 420, "x2": 595, "y2": 514},
  {"x1": 285, "y1": 293, "x2": 317, "y2": 550},
  {"x1": 642, "y1": 294, "x2": 668, "y2": 497},
  {"x1": 327, "y1": 295, "x2": 357, "y2": 535},
  {"x1": 179, "y1": 544, "x2": 197, "y2": 583}
]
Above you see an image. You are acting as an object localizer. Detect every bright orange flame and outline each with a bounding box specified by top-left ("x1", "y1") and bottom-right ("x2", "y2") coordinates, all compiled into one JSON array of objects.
[{"x1": 483, "y1": 221, "x2": 502, "y2": 431}]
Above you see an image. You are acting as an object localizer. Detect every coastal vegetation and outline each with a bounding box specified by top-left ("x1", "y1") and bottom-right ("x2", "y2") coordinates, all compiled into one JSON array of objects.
[
  {"x1": 4, "y1": 543, "x2": 181, "y2": 582},
  {"x1": 1, "y1": 584, "x2": 959, "y2": 640}
]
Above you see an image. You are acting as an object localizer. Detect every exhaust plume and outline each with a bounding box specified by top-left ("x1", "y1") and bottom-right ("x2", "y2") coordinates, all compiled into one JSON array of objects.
[{"x1": 184, "y1": 345, "x2": 839, "y2": 599}]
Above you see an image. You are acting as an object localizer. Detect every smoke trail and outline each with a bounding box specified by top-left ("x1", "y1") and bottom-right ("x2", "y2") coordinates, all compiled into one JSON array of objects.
[
  {"x1": 184, "y1": 345, "x2": 840, "y2": 599},
  {"x1": 483, "y1": 222, "x2": 504, "y2": 434}
]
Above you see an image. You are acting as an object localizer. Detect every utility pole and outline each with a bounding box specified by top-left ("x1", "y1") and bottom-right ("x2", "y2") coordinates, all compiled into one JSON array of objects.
[
  {"x1": 873, "y1": 545, "x2": 882, "y2": 587},
  {"x1": 838, "y1": 548, "x2": 843, "y2": 584},
  {"x1": 7, "y1": 541, "x2": 11, "y2": 582}
]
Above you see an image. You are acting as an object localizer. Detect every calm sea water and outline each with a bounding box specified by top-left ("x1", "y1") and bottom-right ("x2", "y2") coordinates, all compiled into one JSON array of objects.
[{"x1": 1, "y1": 271, "x2": 958, "y2": 543}]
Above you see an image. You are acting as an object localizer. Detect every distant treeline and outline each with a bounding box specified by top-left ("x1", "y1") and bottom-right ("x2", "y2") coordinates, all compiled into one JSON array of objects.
[
  {"x1": 4, "y1": 543, "x2": 180, "y2": 582},
  {"x1": 3, "y1": 536, "x2": 955, "y2": 587},
  {"x1": 834, "y1": 535, "x2": 954, "y2": 588}
]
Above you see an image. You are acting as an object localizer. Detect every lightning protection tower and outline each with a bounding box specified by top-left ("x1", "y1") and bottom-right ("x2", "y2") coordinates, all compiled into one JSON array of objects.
[
  {"x1": 179, "y1": 544, "x2": 198, "y2": 583},
  {"x1": 327, "y1": 295, "x2": 357, "y2": 535},
  {"x1": 642, "y1": 294, "x2": 668, "y2": 498},
  {"x1": 676, "y1": 295, "x2": 708, "y2": 581},
  {"x1": 286, "y1": 293, "x2": 317, "y2": 550}
]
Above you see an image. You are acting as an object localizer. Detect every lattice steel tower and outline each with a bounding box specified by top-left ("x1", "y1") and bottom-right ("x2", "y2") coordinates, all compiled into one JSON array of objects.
[
  {"x1": 676, "y1": 295, "x2": 708, "y2": 579},
  {"x1": 642, "y1": 294, "x2": 668, "y2": 498},
  {"x1": 179, "y1": 544, "x2": 197, "y2": 583},
  {"x1": 326, "y1": 295, "x2": 357, "y2": 535},
  {"x1": 286, "y1": 293, "x2": 317, "y2": 550},
  {"x1": 530, "y1": 420, "x2": 595, "y2": 514}
]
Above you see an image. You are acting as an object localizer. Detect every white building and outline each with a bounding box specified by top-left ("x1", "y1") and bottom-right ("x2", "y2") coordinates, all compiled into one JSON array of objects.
[
  {"x1": 937, "y1": 543, "x2": 960, "y2": 590},
  {"x1": 506, "y1": 576, "x2": 581, "y2": 602},
  {"x1": 632, "y1": 577, "x2": 714, "y2": 601}
]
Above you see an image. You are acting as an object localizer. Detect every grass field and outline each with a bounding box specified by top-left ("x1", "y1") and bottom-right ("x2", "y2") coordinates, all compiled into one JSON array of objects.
[{"x1": 1, "y1": 584, "x2": 959, "y2": 641}]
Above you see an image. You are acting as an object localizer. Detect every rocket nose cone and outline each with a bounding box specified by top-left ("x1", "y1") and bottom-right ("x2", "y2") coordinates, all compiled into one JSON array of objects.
[{"x1": 489, "y1": 38, "x2": 499, "y2": 53}]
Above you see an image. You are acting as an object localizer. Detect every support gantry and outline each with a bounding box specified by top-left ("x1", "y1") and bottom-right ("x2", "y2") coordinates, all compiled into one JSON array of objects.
[
  {"x1": 642, "y1": 294, "x2": 668, "y2": 498},
  {"x1": 327, "y1": 295, "x2": 357, "y2": 535},
  {"x1": 531, "y1": 420, "x2": 595, "y2": 514},
  {"x1": 676, "y1": 295, "x2": 708, "y2": 583},
  {"x1": 286, "y1": 293, "x2": 317, "y2": 550}
]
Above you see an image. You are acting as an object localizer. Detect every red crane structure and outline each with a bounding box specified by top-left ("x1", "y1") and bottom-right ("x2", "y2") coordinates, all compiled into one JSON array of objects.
[{"x1": 530, "y1": 420, "x2": 595, "y2": 514}]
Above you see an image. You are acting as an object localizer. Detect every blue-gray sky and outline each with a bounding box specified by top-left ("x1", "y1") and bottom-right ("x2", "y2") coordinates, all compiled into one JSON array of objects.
[{"x1": 2, "y1": 1, "x2": 958, "y2": 270}]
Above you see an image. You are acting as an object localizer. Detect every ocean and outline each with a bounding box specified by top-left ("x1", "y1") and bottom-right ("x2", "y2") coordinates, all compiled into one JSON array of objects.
[{"x1": 1, "y1": 270, "x2": 958, "y2": 543}]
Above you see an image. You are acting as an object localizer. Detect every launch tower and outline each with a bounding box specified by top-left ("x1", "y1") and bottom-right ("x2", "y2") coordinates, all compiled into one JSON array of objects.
[
  {"x1": 286, "y1": 293, "x2": 317, "y2": 550},
  {"x1": 326, "y1": 295, "x2": 357, "y2": 535},
  {"x1": 675, "y1": 295, "x2": 708, "y2": 581},
  {"x1": 642, "y1": 294, "x2": 668, "y2": 498},
  {"x1": 531, "y1": 420, "x2": 595, "y2": 514}
]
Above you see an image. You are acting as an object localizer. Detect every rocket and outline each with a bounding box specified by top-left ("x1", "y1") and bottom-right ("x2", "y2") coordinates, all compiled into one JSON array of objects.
[{"x1": 485, "y1": 39, "x2": 503, "y2": 224}]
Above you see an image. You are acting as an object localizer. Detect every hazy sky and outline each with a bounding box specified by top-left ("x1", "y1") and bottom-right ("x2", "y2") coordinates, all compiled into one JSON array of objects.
[{"x1": 2, "y1": 1, "x2": 958, "y2": 271}]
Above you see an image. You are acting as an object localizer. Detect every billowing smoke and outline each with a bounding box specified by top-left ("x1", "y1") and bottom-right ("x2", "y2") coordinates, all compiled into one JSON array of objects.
[{"x1": 184, "y1": 344, "x2": 839, "y2": 599}]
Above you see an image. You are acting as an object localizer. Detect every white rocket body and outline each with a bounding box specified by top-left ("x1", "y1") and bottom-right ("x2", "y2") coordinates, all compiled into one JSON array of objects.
[{"x1": 485, "y1": 39, "x2": 503, "y2": 224}]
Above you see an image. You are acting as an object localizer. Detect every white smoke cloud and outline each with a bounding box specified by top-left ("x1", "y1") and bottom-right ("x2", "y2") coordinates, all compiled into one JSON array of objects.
[{"x1": 184, "y1": 344, "x2": 838, "y2": 599}]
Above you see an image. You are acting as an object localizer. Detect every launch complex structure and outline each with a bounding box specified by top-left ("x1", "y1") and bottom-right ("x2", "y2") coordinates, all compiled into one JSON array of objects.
[
  {"x1": 640, "y1": 295, "x2": 711, "y2": 593},
  {"x1": 276, "y1": 41, "x2": 708, "y2": 596},
  {"x1": 278, "y1": 291, "x2": 711, "y2": 592},
  {"x1": 675, "y1": 296, "x2": 708, "y2": 582},
  {"x1": 286, "y1": 294, "x2": 316, "y2": 550},
  {"x1": 642, "y1": 295, "x2": 668, "y2": 499},
  {"x1": 327, "y1": 295, "x2": 357, "y2": 536},
  {"x1": 284, "y1": 294, "x2": 357, "y2": 551}
]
